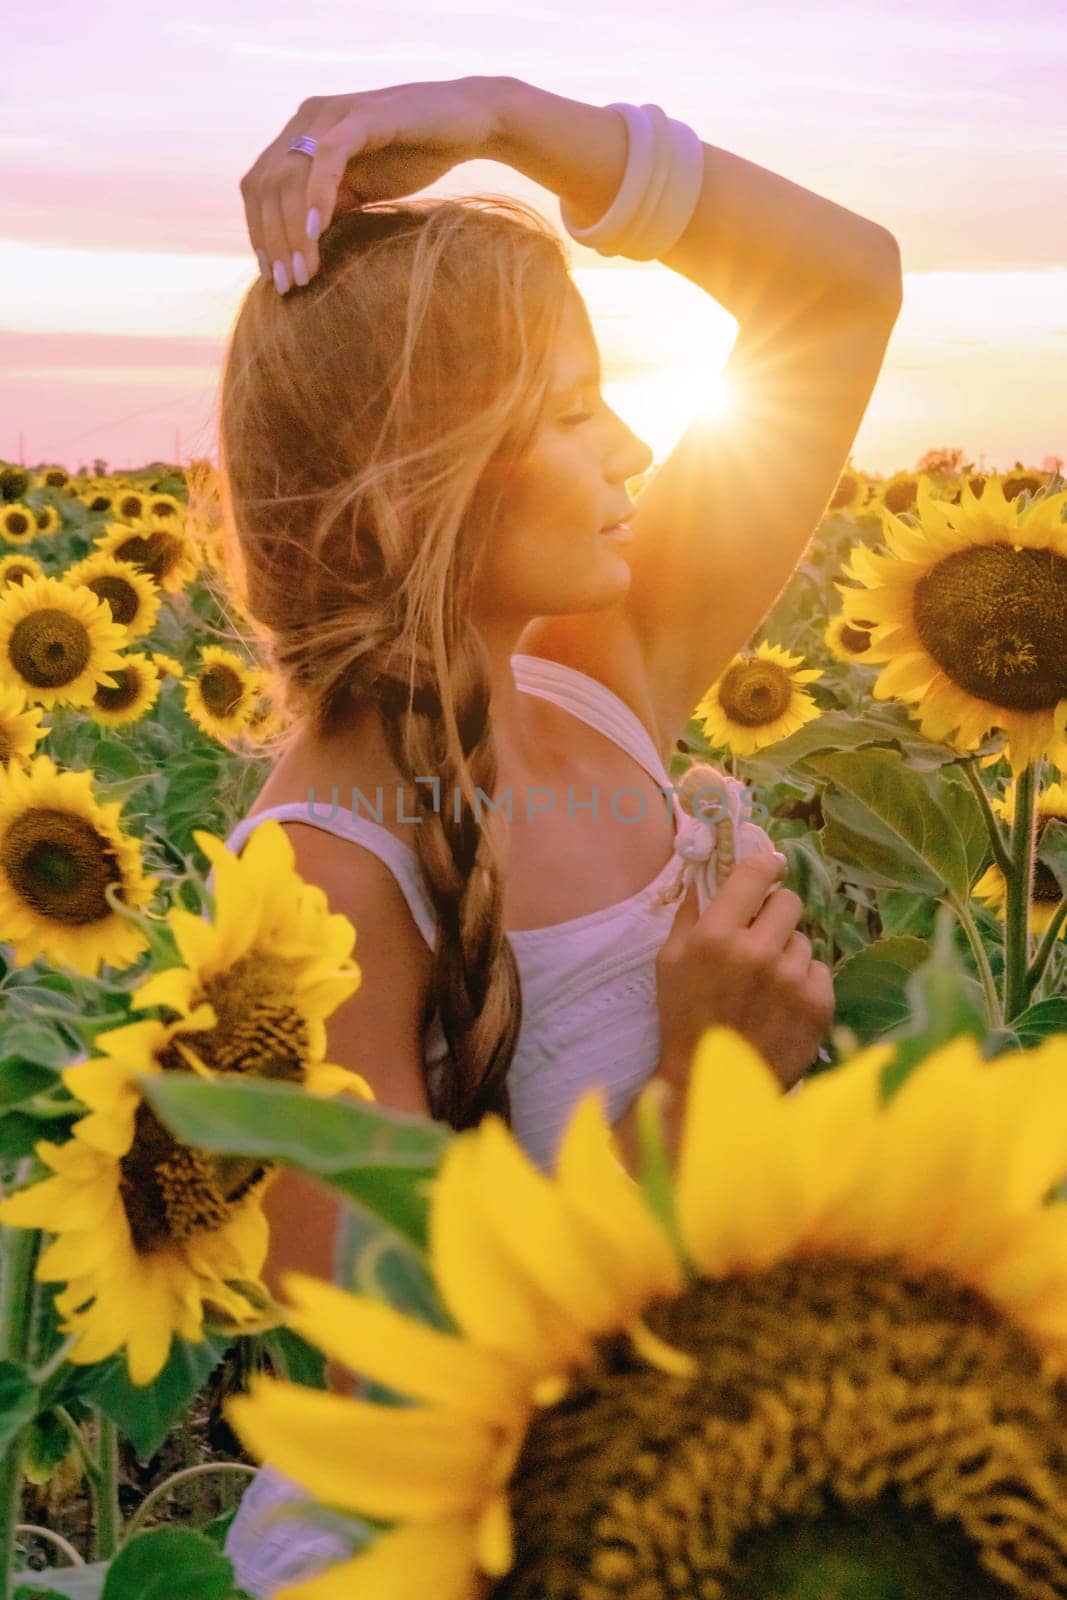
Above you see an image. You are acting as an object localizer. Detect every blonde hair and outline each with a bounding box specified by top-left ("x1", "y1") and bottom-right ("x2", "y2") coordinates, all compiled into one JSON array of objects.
[{"x1": 216, "y1": 196, "x2": 576, "y2": 1131}]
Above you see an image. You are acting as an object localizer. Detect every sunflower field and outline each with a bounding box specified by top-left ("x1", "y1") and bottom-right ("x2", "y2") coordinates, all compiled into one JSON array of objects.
[{"x1": 0, "y1": 452, "x2": 1065, "y2": 1598}]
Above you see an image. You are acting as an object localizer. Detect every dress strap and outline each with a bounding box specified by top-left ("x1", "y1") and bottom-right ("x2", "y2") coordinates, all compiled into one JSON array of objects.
[
  {"x1": 217, "y1": 802, "x2": 437, "y2": 950},
  {"x1": 511, "y1": 653, "x2": 674, "y2": 793}
]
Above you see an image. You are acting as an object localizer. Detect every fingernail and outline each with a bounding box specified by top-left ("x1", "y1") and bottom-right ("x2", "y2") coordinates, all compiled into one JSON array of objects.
[
  {"x1": 272, "y1": 258, "x2": 290, "y2": 295},
  {"x1": 291, "y1": 249, "x2": 309, "y2": 288},
  {"x1": 255, "y1": 247, "x2": 270, "y2": 281},
  {"x1": 773, "y1": 850, "x2": 789, "y2": 870},
  {"x1": 306, "y1": 206, "x2": 321, "y2": 242}
]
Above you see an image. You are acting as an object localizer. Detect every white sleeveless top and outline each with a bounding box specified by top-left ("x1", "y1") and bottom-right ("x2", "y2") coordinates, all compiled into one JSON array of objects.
[
  {"x1": 222, "y1": 653, "x2": 688, "y2": 1597},
  {"x1": 216, "y1": 652, "x2": 686, "y2": 1174}
]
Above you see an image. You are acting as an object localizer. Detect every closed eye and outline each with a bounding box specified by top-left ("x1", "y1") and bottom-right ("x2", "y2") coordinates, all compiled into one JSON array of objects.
[{"x1": 562, "y1": 411, "x2": 594, "y2": 425}]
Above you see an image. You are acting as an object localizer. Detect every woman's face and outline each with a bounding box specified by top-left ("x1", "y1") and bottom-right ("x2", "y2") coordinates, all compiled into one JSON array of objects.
[{"x1": 472, "y1": 286, "x2": 655, "y2": 628}]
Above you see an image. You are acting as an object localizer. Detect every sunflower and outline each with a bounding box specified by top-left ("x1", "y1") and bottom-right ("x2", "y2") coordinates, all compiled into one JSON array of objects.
[
  {"x1": 973, "y1": 778, "x2": 1067, "y2": 939},
  {"x1": 0, "y1": 1029, "x2": 274, "y2": 1386},
  {"x1": 33, "y1": 504, "x2": 62, "y2": 538},
  {"x1": 79, "y1": 483, "x2": 115, "y2": 515},
  {"x1": 869, "y1": 470, "x2": 922, "y2": 516},
  {"x1": 694, "y1": 640, "x2": 823, "y2": 758},
  {"x1": 1, "y1": 503, "x2": 39, "y2": 546},
  {"x1": 0, "y1": 553, "x2": 44, "y2": 590},
  {"x1": 88, "y1": 652, "x2": 162, "y2": 728},
  {"x1": 64, "y1": 551, "x2": 162, "y2": 640},
  {"x1": 225, "y1": 1026, "x2": 1067, "y2": 1600},
  {"x1": 0, "y1": 754, "x2": 158, "y2": 975},
  {"x1": 823, "y1": 612, "x2": 876, "y2": 665},
  {"x1": 0, "y1": 574, "x2": 128, "y2": 710},
  {"x1": 93, "y1": 515, "x2": 200, "y2": 595},
  {"x1": 111, "y1": 487, "x2": 149, "y2": 522},
  {"x1": 0, "y1": 467, "x2": 32, "y2": 502},
  {"x1": 144, "y1": 492, "x2": 183, "y2": 521},
  {"x1": 36, "y1": 466, "x2": 71, "y2": 491},
  {"x1": 839, "y1": 476, "x2": 1067, "y2": 773},
  {"x1": 130, "y1": 819, "x2": 370, "y2": 1100},
  {"x1": 1000, "y1": 469, "x2": 1046, "y2": 504},
  {"x1": 148, "y1": 650, "x2": 184, "y2": 681},
  {"x1": 181, "y1": 645, "x2": 267, "y2": 742},
  {"x1": 0, "y1": 681, "x2": 47, "y2": 767},
  {"x1": 826, "y1": 464, "x2": 867, "y2": 516}
]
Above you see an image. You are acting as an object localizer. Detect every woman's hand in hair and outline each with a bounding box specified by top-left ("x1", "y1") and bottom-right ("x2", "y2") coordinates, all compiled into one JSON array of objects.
[{"x1": 240, "y1": 75, "x2": 508, "y2": 292}]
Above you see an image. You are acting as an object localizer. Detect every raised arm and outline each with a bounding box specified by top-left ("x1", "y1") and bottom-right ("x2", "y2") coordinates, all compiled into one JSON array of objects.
[{"x1": 487, "y1": 78, "x2": 903, "y2": 751}]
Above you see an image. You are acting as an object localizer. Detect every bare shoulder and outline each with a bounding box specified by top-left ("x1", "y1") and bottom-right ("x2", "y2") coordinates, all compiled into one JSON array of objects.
[
  {"x1": 516, "y1": 608, "x2": 670, "y2": 765},
  {"x1": 275, "y1": 819, "x2": 434, "y2": 1117}
]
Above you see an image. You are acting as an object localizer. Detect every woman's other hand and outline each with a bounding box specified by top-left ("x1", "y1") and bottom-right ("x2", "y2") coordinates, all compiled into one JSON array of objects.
[
  {"x1": 655, "y1": 853, "x2": 835, "y2": 1093},
  {"x1": 239, "y1": 75, "x2": 506, "y2": 292}
]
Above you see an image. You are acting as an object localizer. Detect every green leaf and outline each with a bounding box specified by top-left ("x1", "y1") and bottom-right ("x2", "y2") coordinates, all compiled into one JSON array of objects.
[
  {"x1": 809, "y1": 749, "x2": 986, "y2": 902},
  {"x1": 0, "y1": 1361, "x2": 39, "y2": 1453},
  {"x1": 833, "y1": 937, "x2": 930, "y2": 1043},
  {"x1": 0, "y1": 1060, "x2": 59, "y2": 1112},
  {"x1": 986, "y1": 998, "x2": 1067, "y2": 1053},
  {"x1": 821, "y1": 790, "x2": 941, "y2": 894},
  {"x1": 82, "y1": 1332, "x2": 230, "y2": 1462},
  {"x1": 100, "y1": 1529, "x2": 234, "y2": 1600},
  {"x1": 23, "y1": 1409, "x2": 76, "y2": 1483},
  {"x1": 879, "y1": 904, "x2": 990, "y2": 1096},
  {"x1": 876, "y1": 889, "x2": 937, "y2": 940},
  {"x1": 0, "y1": 1025, "x2": 71, "y2": 1072},
  {"x1": 0, "y1": 1113, "x2": 76, "y2": 1160},
  {"x1": 1037, "y1": 816, "x2": 1067, "y2": 897},
  {"x1": 142, "y1": 1076, "x2": 451, "y2": 1251}
]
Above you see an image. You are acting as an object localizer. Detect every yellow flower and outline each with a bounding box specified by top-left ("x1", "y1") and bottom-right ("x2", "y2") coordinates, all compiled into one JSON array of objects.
[
  {"x1": 148, "y1": 650, "x2": 184, "y2": 681},
  {"x1": 88, "y1": 651, "x2": 162, "y2": 728},
  {"x1": 0, "y1": 553, "x2": 44, "y2": 591},
  {"x1": 0, "y1": 754, "x2": 158, "y2": 975},
  {"x1": 63, "y1": 551, "x2": 162, "y2": 640},
  {"x1": 694, "y1": 640, "x2": 822, "y2": 757},
  {"x1": 0, "y1": 1050, "x2": 273, "y2": 1386},
  {"x1": 131, "y1": 819, "x2": 371, "y2": 1100},
  {"x1": 1, "y1": 504, "x2": 39, "y2": 546},
  {"x1": 226, "y1": 1027, "x2": 1067, "y2": 1600},
  {"x1": 33, "y1": 505, "x2": 62, "y2": 538},
  {"x1": 78, "y1": 482, "x2": 115, "y2": 515},
  {"x1": 973, "y1": 778, "x2": 1067, "y2": 939},
  {"x1": 35, "y1": 466, "x2": 71, "y2": 492},
  {"x1": 869, "y1": 469, "x2": 922, "y2": 516},
  {"x1": 181, "y1": 645, "x2": 267, "y2": 743},
  {"x1": 0, "y1": 573, "x2": 128, "y2": 710},
  {"x1": 93, "y1": 514, "x2": 199, "y2": 595},
  {"x1": 0, "y1": 681, "x2": 47, "y2": 767},
  {"x1": 823, "y1": 611, "x2": 876, "y2": 665},
  {"x1": 839, "y1": 476, "x2": 1067, "y2": 773},
  {"x1": 826, "y1": 464, "x2": 867, "y2": 515}
]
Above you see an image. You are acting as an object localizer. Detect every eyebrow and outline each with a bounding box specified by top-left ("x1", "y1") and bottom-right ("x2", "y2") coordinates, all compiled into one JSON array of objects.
[{"x1": 552, "y1": 362, "x2": 603, "y2": 400}]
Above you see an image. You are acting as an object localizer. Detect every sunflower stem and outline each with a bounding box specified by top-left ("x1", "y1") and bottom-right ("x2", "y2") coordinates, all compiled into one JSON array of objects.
[
  {"x1": 952, "y1": 897, "x2": 1002, "y2": 1029},
  {"x1": 959, "y1": 757, "x2": 1013, "y2": 876},
  {"x1": 91, "y1": 1413, "x2": 122, "y2": 1562},
  {"x1": 1026, "y1": 895, "x2": 1067, "y2": 1000},
  {"x1": 1003, "y1": 762, "x2": 1038, "y2": 1022},
  {"x1": 0, "y1": 1202, "x2": 41, "y2": 1600}
]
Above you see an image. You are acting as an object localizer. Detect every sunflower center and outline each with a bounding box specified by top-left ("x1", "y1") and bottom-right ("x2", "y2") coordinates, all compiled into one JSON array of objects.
[
  {"x1": 192, "y1": 955, "x2": 309, "y2": 1080},
  {"x1": 85, "y1": 575, "x2": 138, "y2": 627},
  {"x1": 117, "y1": 495, "x2": 144, "y2": 518},
  {"x1": 1, "y1": 807, "x2": 120, "y2": 924},
  {"x1": 492, "y1": 1258, "x2": 1067, "y2": 1600},
  {"x1": 2, "y1": 564, "x2": 34, "y2": 587},
  {"x1": 8, "y1": 609, "x2": 92, "y2": 689},
  {"x1": 840, "y1": 623, "x2": 873, "y2": 655},
  {"x1": 4, "y1": 512, "x2": 32, "y2": 538},
  {"x1": 0, "y1": 726, "x2": 10, "y2": 761},
  {"x1": 119, "y1": 1101, "x2": 266, "y2": 1253},
  {"x1": 113, "y1": 530, "x2": 178, "y2": 584},
  {"x1": 912, "y1": 545, "x2": 1067, "y2": 711},
  {"x1": 201, "y1": 664, "x2": 246, "y2": 718},
  {"x1": 716, "y1": 661, "x2": 794, "y2": 726},
  {"x1": 884, "y1": 479, "x2": 917, "y2": 513},
  {"x1": 93, "y1": 666, "x2": 140, "y2": 712}
]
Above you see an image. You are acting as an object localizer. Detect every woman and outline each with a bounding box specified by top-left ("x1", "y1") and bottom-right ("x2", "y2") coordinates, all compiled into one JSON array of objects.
[{"x1": 217, "y1": 73, "x2": 902, "y2": 1594}]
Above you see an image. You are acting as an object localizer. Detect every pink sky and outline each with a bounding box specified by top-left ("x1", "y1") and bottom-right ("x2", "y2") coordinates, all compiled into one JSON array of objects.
[{"x1": 2, "y1": 0, "x2": 1065, "y2": 472}]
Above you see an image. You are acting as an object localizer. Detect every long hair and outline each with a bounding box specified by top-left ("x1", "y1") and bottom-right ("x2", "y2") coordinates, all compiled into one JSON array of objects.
[{"x1": 215, "y1": 195, "x2": 575, "y2": 1130}]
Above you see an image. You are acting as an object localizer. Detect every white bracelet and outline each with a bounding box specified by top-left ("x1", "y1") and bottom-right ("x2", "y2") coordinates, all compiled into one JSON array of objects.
[{"x1": 561, "y1": 102, "x2": 705, "y2": 262}]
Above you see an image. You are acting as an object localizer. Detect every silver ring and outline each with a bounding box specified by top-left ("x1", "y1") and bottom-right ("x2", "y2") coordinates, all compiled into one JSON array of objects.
[{"x1": 286, "y1": 134, "x2": 318, "y2": 158}]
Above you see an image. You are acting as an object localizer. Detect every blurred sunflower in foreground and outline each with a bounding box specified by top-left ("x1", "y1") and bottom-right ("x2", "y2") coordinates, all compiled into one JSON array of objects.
[
  {"x1": 972, "y1": 778, "x2": 1067, "y2": 939},
  {"x1": 229, "y1": 1028, "x2": 1067, "y2": 1600},
  {"x1": 838, "y1": 477, "x2": 1067, "y2": 773},
  {"x1": 694, "y1": 640, "x2": 823, "y2": 757},
  {"x1": 0, "y1": 818, "x2": 372, "y2": 1384}
]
